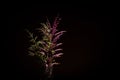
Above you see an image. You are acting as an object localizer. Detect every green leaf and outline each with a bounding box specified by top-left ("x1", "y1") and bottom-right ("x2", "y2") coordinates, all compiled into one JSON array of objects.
[
  {"x1": 43, "y1": 36, "x2": 49, "y2": 41},
  {"x1": 41, "y1": 23, "x2": 49, "y2": 30},
  {"x1": 35, "y1": 28, "x2": 41, "y2": 31},
  {"x1": 36, "y1": 41, "x2": 42, "y2": 45},
  {"x1": 30, "y1": 39, "x2": 35, "y2": 43},
  {"x1": 28, "y1": 47, "x2": 34, "y2": 51},
  {"x1": 36, "y1": 41, "x2": 45, "y2": 48},
  {"x1": 30, "y1": 33, "x2": 33, "y2": 38},
  {"x1": 28, "y1": 51, "x2": 35, "y2": 56},
  {"x1": 31, "y1": 44, "x2": 35, "y2": 47},
  {"x1": 25, "y1": 29, "x2": 34, "y2": 38},
  {"x1": 34, "y1": 36, "x2": 38, "y2": 41},
  {"x1": 51, "y1": 50, "x2": 55, "y2": 54}
]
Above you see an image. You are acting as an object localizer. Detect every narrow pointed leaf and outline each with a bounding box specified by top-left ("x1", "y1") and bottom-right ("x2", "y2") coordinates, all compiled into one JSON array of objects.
[
  {"x1": 28, "y1": 47, "x2": 34, "y2": 51},
  {"x1": 56, "y1": 43, "x2": 63, "y2": 47},
  {"x1": 55, "y1": 49, "x2": 62, "y2": 52},
  {"x1": 53, "y1": 53, "x2": 63, "y2": 58},
  {"x1": 46, "y1": 18, "x2": 51, "y2": 29},
  {"x1": 28, "y1": 51, "x2": 35, "y2": 56},
  {"x1": 40, "y1": 52, "x2": 45, "y2": 55},
  {"x1": 51, "y1": 62, "x2": 60, "y2": 66},
  {"x1": 55, "y1": 31, "x2": 66, "y2": 36},
  {"x1": 34, "y1": 36, "x2": 38, "y2": 41},
  {"x1": 53, "y1": 33, "x2": 63, "y2": 42}
]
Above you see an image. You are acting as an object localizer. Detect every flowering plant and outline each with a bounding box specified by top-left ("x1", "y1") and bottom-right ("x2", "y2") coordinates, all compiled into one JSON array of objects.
[{"x1": 25, "y1": 16, "x2": 66, "y2": 79}]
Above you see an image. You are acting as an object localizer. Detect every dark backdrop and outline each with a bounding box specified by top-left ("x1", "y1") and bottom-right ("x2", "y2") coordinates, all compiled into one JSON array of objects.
[{"x1": 7, "y1": 4, "x2": 114, "y2": 80}]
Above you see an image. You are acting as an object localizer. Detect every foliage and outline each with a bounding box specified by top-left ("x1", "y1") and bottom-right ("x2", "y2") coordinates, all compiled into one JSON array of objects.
[{"x1": 25, "y1": 16, "x2": 66, "y2": 78}]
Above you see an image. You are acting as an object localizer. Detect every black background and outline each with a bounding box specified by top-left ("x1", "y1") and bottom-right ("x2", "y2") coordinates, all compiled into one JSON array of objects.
[{"x1": 7, "y1": 3, "x2": 115, "y2": 80}]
